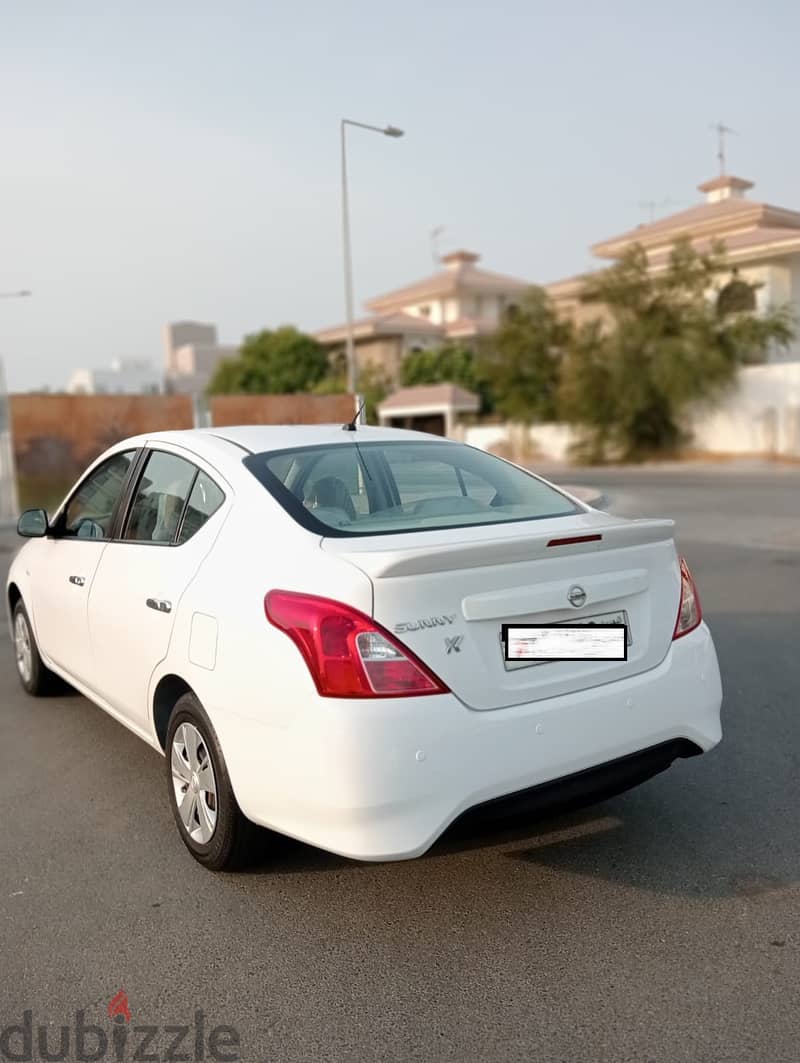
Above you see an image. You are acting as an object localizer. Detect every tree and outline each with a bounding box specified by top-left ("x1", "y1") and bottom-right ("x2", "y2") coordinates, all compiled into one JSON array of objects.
[
  {"x1": 400, "y1": 343, "x2": 493, "y2": 412},
  {"x1": 559, "y1": 239, "x2": 794, "y2": 461},
  {"x1": 477, "y1": 287, "x2": 571, "y2": 422},
  {"x1": 312, "y1": 359, "x2": 391, "y2": 426},
  {"x1": 207, "y1": 326, "x2": 329, "y2": 395}
]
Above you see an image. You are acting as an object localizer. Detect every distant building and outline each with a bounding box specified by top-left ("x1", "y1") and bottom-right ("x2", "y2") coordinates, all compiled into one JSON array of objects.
[
  {"x1": 163, "y1": 321, "x2": 238, "y2": 394},
  {"x1": 314, "y1": 250, "x2": 531, "y2": 382},
  {"x1": 547, "y1": 173, "x2": 800, "y2": 361},
  {"x1": 162, "y1": 321, "x2": 218, "y2": 374},
  {"x1": 66, "y1": 358, "x2": 162, "y2": 395}
]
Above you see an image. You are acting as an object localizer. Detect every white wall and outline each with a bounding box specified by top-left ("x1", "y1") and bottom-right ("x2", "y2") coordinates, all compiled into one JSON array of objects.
[
  {"x1": 527, "y1": 423, "x2": 576, "y2": 461},
  {"x1": 461, "y1": 362, "x2": 800, "y2": 460},
  {"x1": 690, "y1": 361, "x2": 800, "y2": 455},
  {"x1": 406, "y1": 301, "x2": 444, "y2": 325},
  {"x1": 460, "y1": 424, "x2": 509, "y2": 451}
]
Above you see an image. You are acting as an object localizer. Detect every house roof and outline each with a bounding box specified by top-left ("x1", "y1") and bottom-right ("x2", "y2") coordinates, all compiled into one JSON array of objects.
[
  {"x1": 315, "y1": 310, "x2": 503, "y2": 347},
  {"x1": 645, "y1": 226, "x2": 800, "y2": 270},
  {"x1": 378, "y1": 384, "x2": 481, "y2": 413},
  {"x1": 365, "y1": 251, "x2": 529, "y2": 313},
  {"x1": 546, "y1": 269, "x2": 606, "y2": 299},
  {"x1": 443, "y1": 316, "x2": 499, "y2": 338},
  {"x1": 592, "y1": 180, "x2": 800, "y2": 260},
  {"x1": 314, "y1": 311, "x2": 444, "y2": 344}
]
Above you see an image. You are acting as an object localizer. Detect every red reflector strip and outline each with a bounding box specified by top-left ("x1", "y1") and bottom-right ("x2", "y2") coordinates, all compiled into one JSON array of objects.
[{"x1": 546, "y1": 534, "x2": 603, "y2": 547}]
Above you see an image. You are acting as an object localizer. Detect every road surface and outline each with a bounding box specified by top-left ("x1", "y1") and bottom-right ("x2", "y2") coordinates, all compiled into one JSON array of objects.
[{"x1": 1, "y1": 464, "x2": 798, "y2": 1062}]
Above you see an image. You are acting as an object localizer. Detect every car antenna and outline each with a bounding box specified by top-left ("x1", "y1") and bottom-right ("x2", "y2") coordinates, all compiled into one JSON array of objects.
[{"x1": 342, "y1": 397, "x2": 366, "y2": 432}]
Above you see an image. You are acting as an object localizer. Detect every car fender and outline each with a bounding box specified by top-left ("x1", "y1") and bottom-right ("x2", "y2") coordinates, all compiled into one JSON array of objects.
[{"x1": 5, "y1": 542, "x2": 36, "y2": 638}]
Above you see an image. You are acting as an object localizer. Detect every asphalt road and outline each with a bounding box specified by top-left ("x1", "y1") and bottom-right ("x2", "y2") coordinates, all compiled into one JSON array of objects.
[{"x1": 1, "y1": 465, "x2": 799, "y2": 1063}]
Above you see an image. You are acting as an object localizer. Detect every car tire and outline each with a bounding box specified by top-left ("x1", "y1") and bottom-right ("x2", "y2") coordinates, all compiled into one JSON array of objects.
[
  {"x1": 12, "y1": 600, "x2": 57, "y2": 696},
  {"x1": 165, "y1": 693, "x2": 260, "y2": 871}
]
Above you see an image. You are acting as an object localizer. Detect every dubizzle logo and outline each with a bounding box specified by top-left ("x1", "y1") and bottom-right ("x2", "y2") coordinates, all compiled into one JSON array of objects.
[
  {"x1": 107, "y1": 992, "x2": 131, "y2": 1025},
  {"x1": 0, "y1": 990, "x2": 241, "y2": 1062}
]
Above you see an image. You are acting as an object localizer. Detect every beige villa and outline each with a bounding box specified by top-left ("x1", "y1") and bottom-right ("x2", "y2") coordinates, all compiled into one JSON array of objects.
[
  {"x1": 314, "y1": 250, "x2": 530, "y2": 383},
  {"x1": 547, "y1": 172, "x2": 800, "y2": 360},
  {"x1": 317, "y1": 172, "x2": 800, "y2": 390}
]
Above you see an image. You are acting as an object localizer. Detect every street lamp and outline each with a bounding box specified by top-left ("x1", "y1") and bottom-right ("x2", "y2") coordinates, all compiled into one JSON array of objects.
[
  {"x1": 0, "y1": 292, "x2": 29, "y2": 521},
  {"x1": 341, "y1": 118, "x2": 404, "y2": 422}
]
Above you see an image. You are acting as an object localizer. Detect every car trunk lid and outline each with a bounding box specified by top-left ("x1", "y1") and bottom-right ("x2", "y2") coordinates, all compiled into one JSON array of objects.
[{"x1": 321, "y1": 512, "x2": 682, "y2": 710}]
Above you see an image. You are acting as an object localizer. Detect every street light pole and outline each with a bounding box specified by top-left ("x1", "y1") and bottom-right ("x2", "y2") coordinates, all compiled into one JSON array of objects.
[
  {"x1": 0, "y1": 291, "x2": 29, "y2": 522},
  {"x1": 341, "y1": 119, "x2": 404, "y2": 422}
]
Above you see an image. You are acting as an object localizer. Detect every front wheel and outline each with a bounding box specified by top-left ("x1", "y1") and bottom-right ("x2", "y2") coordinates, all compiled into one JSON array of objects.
[
  {"x1": 13, "y1": 601, "x2": 57, "y2": 696},
  {"x1": 165, "y1": 693, "x2": 261, "y2": 871}
]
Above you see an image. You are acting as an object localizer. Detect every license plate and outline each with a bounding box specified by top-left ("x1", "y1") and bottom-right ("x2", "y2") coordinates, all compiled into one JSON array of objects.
[{"x1": 501, "y1": 610, "x2": 631, "y2": 670}]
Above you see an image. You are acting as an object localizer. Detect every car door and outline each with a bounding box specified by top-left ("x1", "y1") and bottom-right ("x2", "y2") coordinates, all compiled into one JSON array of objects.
[
  {"x1": 28, "y1": 449, "x2": 139, "y2": 686},
  {"x1": 87, "y1": 447, "x2": 229, "y2": 730}
]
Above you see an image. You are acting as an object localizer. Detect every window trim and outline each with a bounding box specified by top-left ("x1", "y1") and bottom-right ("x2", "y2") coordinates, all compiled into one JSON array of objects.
[
  {"x1": 242, "y1": 441, "x2": 581, "y2": 539},
  {"x1": 176, "y1": 468, "x2": 227, "y2": 546},
  {"x1": 49, "y1": 448, "x2": 143, "y2": 543}
]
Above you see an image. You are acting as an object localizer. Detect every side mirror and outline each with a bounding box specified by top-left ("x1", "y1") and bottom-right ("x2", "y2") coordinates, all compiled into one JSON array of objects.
[{"x1": 17, "y1": 509, "x2": 49, "y2": 538}]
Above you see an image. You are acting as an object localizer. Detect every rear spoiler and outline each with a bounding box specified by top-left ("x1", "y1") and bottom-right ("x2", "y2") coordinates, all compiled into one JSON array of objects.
[{"x1": 322, "y1": 519, "x2": 676, "y2": 579}]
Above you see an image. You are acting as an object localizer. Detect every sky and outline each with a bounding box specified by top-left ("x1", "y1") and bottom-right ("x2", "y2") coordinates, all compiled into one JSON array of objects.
[{"x1": 2, "y1": 0, "x2": 800, "y2": 392}]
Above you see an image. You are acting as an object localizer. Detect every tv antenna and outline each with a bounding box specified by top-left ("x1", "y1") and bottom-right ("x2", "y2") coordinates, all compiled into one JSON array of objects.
[
  {"x1": 636, "y1": 198, "x2": 678, "y2": 223},
  {"x1": 710, "y1": 122, "x2": 737, "y2": 176},
  {"x1": 430, "y1": 226, "x2": 445, "y2": 268}
]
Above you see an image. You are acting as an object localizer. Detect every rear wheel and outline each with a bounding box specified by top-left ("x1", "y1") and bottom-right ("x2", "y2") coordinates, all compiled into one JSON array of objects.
[
  {"x1": 165, "y1": 693, "x2": 260, "y2": 871},
  {"x1": 13, "y1": 601, "x2": 57, "y2": 696}
]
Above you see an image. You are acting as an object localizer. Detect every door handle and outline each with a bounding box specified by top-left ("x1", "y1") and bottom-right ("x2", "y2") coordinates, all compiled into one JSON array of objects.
[
  {"x1": 69, "y1": 575, "x2": 85, "y2": 587},
  {"x1": 146, "y1": 598, "x2": 172, "y2": 614}
]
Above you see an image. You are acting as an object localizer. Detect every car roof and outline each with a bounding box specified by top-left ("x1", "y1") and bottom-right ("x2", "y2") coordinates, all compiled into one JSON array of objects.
[
  {"x1": 125, "y1": 423, "x2": 452, "y2": 457},
  {"x1": 205, "y1": 423, "x2": 450, "y2": 451}
]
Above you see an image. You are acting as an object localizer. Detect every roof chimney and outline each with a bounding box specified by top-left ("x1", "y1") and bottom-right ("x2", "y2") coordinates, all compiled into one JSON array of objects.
[
  {"x1": 440, "y1": 249, "x2": 480, "y2": 270},
  {"x1": 697, "y1": 175, "x2": 754, "y2": 204}
]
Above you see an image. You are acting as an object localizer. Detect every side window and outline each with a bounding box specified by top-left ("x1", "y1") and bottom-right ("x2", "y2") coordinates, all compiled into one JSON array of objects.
[
  {"x1": 123, "y1": 451, "x2": 197, "y2": 544},
  {"x1": 63, "y1": 450, "x2": 137, "y2": 539},
  {"x1": 177, "y1": 472, "x2": 225, "y2": 545}
]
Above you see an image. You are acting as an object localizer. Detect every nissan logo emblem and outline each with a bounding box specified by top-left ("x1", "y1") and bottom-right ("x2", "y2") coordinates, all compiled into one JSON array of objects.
[{"x1": 568, "y1": 585, "x2": 587, "y2": 608}]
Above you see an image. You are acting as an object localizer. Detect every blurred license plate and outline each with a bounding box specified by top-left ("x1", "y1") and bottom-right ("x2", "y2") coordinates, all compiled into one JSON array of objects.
[{"x1": 502, "y1": 610, "x2": 631, "y2": 670}]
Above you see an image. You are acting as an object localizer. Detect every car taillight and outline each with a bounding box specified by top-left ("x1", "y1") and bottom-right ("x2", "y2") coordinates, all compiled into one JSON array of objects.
[
  {"x1": 264, "y1": 590, "x2": 450, "y2": 698},
  {"x1": 673, "y1": 557, "x2": 702, "y2": 639}
]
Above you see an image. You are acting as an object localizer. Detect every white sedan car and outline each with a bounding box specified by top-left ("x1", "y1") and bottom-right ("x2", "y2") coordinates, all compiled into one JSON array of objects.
[{"x1": 6, "y1": 425, "x2": 722, "y2": 870}]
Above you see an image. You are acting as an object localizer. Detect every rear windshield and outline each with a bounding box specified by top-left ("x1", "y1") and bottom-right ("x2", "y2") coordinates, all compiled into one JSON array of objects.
[{"x1": 243, "y1": 441, "x2": 581, "y2": 537}]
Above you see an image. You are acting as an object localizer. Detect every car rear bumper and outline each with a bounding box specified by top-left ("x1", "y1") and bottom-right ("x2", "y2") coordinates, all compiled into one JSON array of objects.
[{"x1": 220, "y1": 622, "x2": 722, "y2": 861}]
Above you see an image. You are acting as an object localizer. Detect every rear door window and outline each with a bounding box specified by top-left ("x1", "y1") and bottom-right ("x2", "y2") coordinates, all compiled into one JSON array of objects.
[{"x1": 123, "y1": 451, "x2": 197, "y2": 544}]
